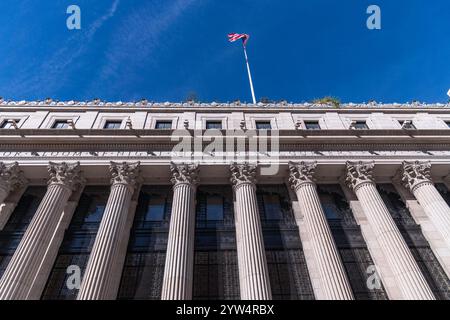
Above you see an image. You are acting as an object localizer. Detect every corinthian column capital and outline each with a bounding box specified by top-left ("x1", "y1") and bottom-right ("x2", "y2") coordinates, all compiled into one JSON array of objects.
[
  {"x1": 0, "y1": 162, "x2": 27, "y2": 192},
  {"x1": 230, "y1": 163, "x2": 257, "y2": 188},
  {"x1": 170, "y1": 162, "x2": 199, "y2": 187},
  {"x1": 48, "y1": 162, "x2": 84, "y2": 190},
  {"x1": 110, "y1": 161, "x2": 141, "y2": 189},
  {"x1": 288, "y1": 161, "x2": 317, "y2": 190},
  {"x1": 402, "y1": 161, "x2": 432, "y2": 192},
  {"x1": 346, "y1": 161, "x2": 375, "y2": 191}
]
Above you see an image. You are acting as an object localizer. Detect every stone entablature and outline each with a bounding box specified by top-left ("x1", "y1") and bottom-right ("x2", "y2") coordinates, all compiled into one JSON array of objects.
[{"x1": 1, "y1": 101, "x2": 450, "y2": 131}]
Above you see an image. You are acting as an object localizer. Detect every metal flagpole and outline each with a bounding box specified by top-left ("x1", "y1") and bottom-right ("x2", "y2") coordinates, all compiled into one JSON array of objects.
[{"x1": 242, "y1": 42, "x2": 257, "y2": 104}]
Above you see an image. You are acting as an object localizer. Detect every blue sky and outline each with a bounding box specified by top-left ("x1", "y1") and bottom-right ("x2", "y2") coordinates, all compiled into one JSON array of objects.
[{"x1": 0, "y1": 0, "x2": 449, "y2": 103}]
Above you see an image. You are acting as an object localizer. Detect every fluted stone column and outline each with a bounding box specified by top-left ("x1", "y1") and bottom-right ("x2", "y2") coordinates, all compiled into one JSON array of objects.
[
  {"x1": 346, "y1": 161, "x2": 434, "y2": 300},
  {"x1": 289, "y1": 162, "x2": 354, "y2": 300},
  {"x1": 0, "y1": 162, "x2": 83, "y2": 300},
  {"x1": 231, "y1": 163, "x2": 271, "y2": 300},
  {"x1": 402, "y1": 161, "x2": 450, "y2": 249},
  {"x1": 77, "y1": 162, "x2": 141, "y2": 300},
  {"x1": 161, "y1": 163, "x2": 199, "y2": 300},
  {"x1": 0, "y1": 162, "x2": 27, "y2": 230},
  {"x1": 0, "y1": 162, "x2": 26, "y2": 205}
]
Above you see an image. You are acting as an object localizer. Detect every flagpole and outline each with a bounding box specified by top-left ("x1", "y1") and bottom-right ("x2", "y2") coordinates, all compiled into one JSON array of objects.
[{"x1": 242, "y1": 42, "x2": 257, "y2": 104}]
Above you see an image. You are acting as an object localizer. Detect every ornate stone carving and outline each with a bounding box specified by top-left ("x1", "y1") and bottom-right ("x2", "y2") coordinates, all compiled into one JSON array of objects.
[
  {"x1": 170, "y1": 162, "x2": 199, "y2": 186},
  {"x1": 402, "y1": 161, "x2": 432, "y2": 192},
  {"x1": 0, "y1": 162, "x2": 27, "y2": 192},
  {"x1": 48, "y1": 162, "x2": 84, "y2": 190},
  {"x1": 230, "y1": 163, "x2": 257, "y2": 187},
  {"x1": 110, "y1": 162, "x2": 141, "y2": 188},
  {"x1": 288, "y1": 161, "x2": 317, "y2": 190},
  {"x1": 346, "y1": 161, "x2": 375, "y2": 191}
]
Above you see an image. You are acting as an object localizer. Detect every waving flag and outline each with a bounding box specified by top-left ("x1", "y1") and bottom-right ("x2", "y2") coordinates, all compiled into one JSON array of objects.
[
  {"x1": 228, "y1": 33, "x2": 250, "y2": 46},
  {"x1": 227, "y1": 33, "x2": 256, "y2": 104}
]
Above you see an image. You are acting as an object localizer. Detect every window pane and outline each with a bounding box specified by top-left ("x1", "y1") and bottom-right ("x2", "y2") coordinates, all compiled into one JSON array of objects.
[
  {"x1": 256, "y1": 121, "x2": 271, "y2": 130},
  {"x1": 206, "y1": 121, "x2": 222, "y2": 130},
  {"x1": 353, "y1": 121, "x2": 368, "y2": 129},
  {"x1": 145, "y1": 196, "x2": 165, "y2": 221},
  {"x1": 104, "y1": 121, "x2": 121, "y2": 129},
  {"x1": 206, "y1": 195, "x2": 223, "y2": 221},
  {"x1": 84, "y1": 205, "x2": 105, "y2": 223},
  {"x1": 155, "y1": 121, "x2": 172, "y2": 129},
  {"x1": 52, "y1": 121, "x2": 69, "y2": 129},
  {"x1": 0, "y1": 120, "x2": 19, "y2": 129},
  {"x1": 304, "y1": 121, "x2": 320, "y2": 130},
  {"x1": 263, "y1": 194, "x2": 282, "y2": 220}
]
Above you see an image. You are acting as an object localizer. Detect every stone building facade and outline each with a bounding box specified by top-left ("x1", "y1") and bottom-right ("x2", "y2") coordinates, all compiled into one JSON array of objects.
[{"x1": 0, "y1": 99, "x2": 450, "y2": 300}]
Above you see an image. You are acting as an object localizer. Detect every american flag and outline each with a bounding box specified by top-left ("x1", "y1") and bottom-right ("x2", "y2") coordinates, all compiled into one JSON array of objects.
[{"x1": 228, "y1": 33, "x2": 250, "y2": 46}]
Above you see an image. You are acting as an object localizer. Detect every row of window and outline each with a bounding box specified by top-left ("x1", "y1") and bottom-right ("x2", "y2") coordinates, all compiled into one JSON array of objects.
[{"x1": 3, "y1": 118, "x2": 450, "y2": 130}]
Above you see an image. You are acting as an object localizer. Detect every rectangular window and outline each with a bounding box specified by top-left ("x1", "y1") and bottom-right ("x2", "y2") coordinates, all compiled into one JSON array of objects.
[
  {"x1": 52, "y1": 120, "x2": 69, "y2": 129},
  {"x1": 145, "y1": 196, "x2": 166, "y2": 221},
  {"x1": 205, "y1": 121, "x2": 222, "y2": 130},
  {"x1": 104, "y1": 121, "x2": 122, "y2": 129},
  {"x1": 399, "y1": 120, "x2": 416, "y2": 129},
  {"x1": 304, "y1": 121, "x2": 321, "y2": 130},
  {"x1": 255, "y1": 121, "x2": 272, "y2": 130},
  {"x1": 155, "y1": 121, "x2": 172, "y2": 130},
  {"x1": 263, "y1": 194, "x2": 282, "y2": 220},
  {"x1": 352, "y1": 121, "x2": 369, "y2": 130},
  {"x1": 206, "y1": 195, "x2": 224, "y2": 221},
  {"x1": 0, "y1": 119, "x2": 20, "y2": 129}
]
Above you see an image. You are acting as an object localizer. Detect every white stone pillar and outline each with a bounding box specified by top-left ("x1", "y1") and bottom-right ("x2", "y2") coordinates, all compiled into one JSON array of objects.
[
  {"x1": 346, "y1": 161, "x2": 435, "y2": 300},
  {"x1": 0, "y1": 162, "x2": 27, "y2": 230},
  {"x1": 0, "y1": 162, "x2": 83, "y2": 300},
  {"x1": 402, "y1": 161, "x2": 450, "y2": 249},
  {"x1": 289, "y1": 162, "x2": 354, "y2": 300},
  {"x1": 161, "y1": 163, "x2": 199, "y2": 300},
  {"x1": 77, "y1": 162, "x2": 141, "y2": 300},
  {"x1": 230, "y1": 163, "x2": 271, "y2": 300}
]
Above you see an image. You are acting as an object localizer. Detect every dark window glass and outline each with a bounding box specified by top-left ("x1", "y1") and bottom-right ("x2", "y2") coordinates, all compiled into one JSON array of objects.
[
  {"x1": 52, "y1": 121, "x2": 69, "y2": 129},
  {"x1": 193, "y1": 186, "x2": 240, "y2": 300},
  {"x1": 317, "y1": 185, "x2": 388, "y2": 300},
  {"x1": 155, "y1": 121, "x2": 172, "y2": 130},
  {"x1": 145, "y1": 196, "x2": 166, "y2": 222},
  {"x1": 41, "y1": 186, "x2": 109, "y2": 300},
  {"x1": 436, "y1": 184, "x2": 450, "y2": 207},
  {"x1": 353, "y1": 121, "x2": 369, "y2": 130},
  {"x1": 117, "y1": 186, "x2": 172, "y2": 300},
  {"x1": 255, "y1": 121, "x2": 272, "y2": 130},
  {"x1": 304, "y1": 121, "x2": 321, "y2": 130},
  {"x1": 206, "y1": 121, "x2": 222, "y2": 130},
  {"x1": 104, "y1": 121, "x2": 122, "y2": 129},
  {"x1": 399, "y1": 120, "x2": 416, "y2": 129},
  {"x1": 206, "y1": 195, "x2": 224, "y2": 221},
  {"x1": 445, "y1": 121, "x2": 450, "y2": 128},
  {"x1": 0, "y1": 119, "x2": 20, "y2": 129},
  {"x1": 0, "y1": 187, "x2": 46, "y2": 279},
  {"x1": 377, "y1": 184, "x2": 450, "y2": 300},
  {"x1": 257, "y1": 185, "x2": 314, "y2": 300}
]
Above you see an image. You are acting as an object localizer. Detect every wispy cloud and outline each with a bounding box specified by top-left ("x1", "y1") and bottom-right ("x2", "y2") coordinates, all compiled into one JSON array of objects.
[
  {"x1": 86, "y1": 0, "x2": 199, "y2": 97},
  {"x1": 2, "y1": 0, "x2": 120, "y2": 98}
]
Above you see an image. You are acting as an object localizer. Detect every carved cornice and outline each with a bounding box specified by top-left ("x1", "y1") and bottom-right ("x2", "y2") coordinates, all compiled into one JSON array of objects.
[
  {"x1": 48, "y1": 162, "x2": 84, "y2": 190},
  {"x1": 0, "y1": 98, "x2": 449, "y2": 110},
  {"x1": 110, "y1": 162, "x2": 141, "y2": 189},
  {"x1": 170, "y1": 162, "x2": 199, "y2": 187},
  {"x1": 0, "y1": 162, "x2": 27, "y2": 192},
  {"x1": 230, "y1": 163, "x2": 257, "y2": 188},
  {"x1": 288, "y1": 161, "x2": 317, "y2": 190},
  {"x1": 402, "y1": 161, "x2": 433, "y2": 192},
  {"x1": 346, "y1": 161, "x2": 375, "y2": 191}
]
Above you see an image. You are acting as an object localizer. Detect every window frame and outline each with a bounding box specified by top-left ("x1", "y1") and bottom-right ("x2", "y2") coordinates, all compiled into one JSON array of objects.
[{"x1": 304, "y1": 120, "x2": 321, "y2": 130}]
